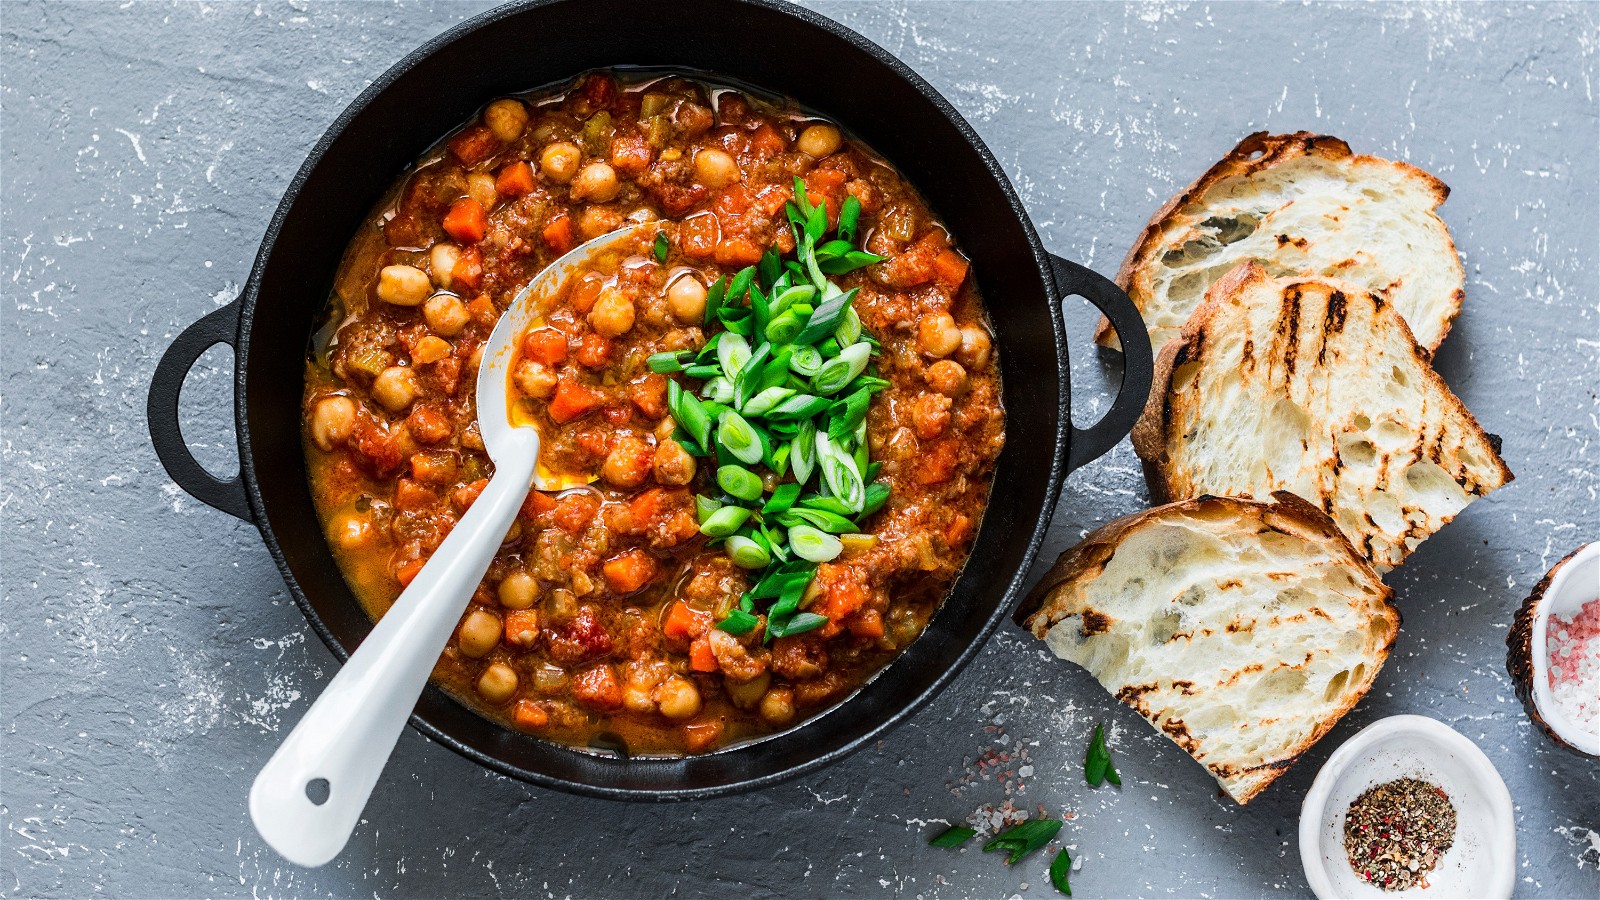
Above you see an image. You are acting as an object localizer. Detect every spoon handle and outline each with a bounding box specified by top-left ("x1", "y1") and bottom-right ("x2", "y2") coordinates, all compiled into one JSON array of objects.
[{"x1": 248, "y1": 441, "x2": 535, "y2": 867}]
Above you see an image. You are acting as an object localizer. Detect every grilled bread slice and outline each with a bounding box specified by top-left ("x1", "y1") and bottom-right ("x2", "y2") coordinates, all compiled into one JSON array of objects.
[
  {"x1": 1016, "y1": 492, "x2": 1399, "y2": 805},
  {"x1": 1101, "y1": 131, "x2": 1463, "y2": 354},
  {"x1": 1132, "y1": 262, "x2": 1512, "y2": 572}
]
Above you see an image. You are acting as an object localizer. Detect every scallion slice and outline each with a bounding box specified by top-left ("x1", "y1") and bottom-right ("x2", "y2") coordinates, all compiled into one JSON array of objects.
[
  {"x1": 699, "y1": 505, "x2": 752, "y2": 537},
  {"x1": 769, "y1": 611, "x2": 827, "y2": 638},
  {"x1": 667, "y1": 380, "x2": 712, "y2": 449},
  {"x1": 789, "y1": 345, "x2": 824, "y2": 377},
  {"x1": 790, "y1": 419, "x2": 818, "y2": 484},
  {"x1": 743, "y1": 386, "x2": 796, "y2": 417},
  {"x1": 725, "y1": 535, "x2": 771, "y2": 569},
  {"x1": 717, "y1": 409, "x2": 765, "y2": 466},
  {"x1": 715, "y1": 608, "x2": 760, "y2": 635},
  {"x1": 716, "y1": 465, "x2": 763, "y2": 502},
  {"x1": 788, "y1": 525, "x2": 843, "y2": 562},
  {"x1": 834, "y1": 306, "x2": 862, "y2": 348},
  {"x1": 762, "y1": 482, "x2": 802, "y2": 515},
  {"x1": 695, "y1": 495, "x2": 723, "y2": 523},
  {"x1": 717, "y1": 332, "x2": 752, "y2": 376},
  {"x1": 812, "y1": 342, "x2": 872, "y2": 395},
  {"x1": 648, "y1": 350, "x2": 692, "y2": 373},
  {"x1": 795, "y1": 286, "x2": 858, "y2": 345}
]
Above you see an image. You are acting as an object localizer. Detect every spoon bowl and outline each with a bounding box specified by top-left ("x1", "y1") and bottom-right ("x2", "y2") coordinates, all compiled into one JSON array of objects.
[{"x1": 248, "y1": 224, "x2": 649, "y2": 867}]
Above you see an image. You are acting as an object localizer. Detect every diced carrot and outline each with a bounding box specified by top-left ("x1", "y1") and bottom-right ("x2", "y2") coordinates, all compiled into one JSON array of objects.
[
  {"x1": 688, "y1": 636, "x2": 718, "y2": 672},
  {"x1": 568, "y1": 274, "x2": 603, "y2": 313},
  {"x1": 713, "y1": 183, "x2": 753, "y2": 217},
  {"x1": 682, "y1": 720, "x2": 725, "y2": 753},
  {"x1": 395, "y1": 556, "x2": 425, "y2": 587},
  {"x1": 542, "y1": 212, "x2": 576, "y2": 254},
  {"x1": 512, "y1": 699, "x2": 549, "y2": 730},
  {"x1": 453, "y1": 478, "x2": 488, "y2": 511},
  {"x1": 574, "y1": 334, "x2": 612, "y2": 368},
  {"x1": 848, "y1": 608, "x2": 885, "y2": 639},
  {"x1": 521, "y1": 489, "x2": 559, "y2": 518},
  {"x1": 804, "y1": 166, "x2": 848, "y2": 197},
  {"x1": 750, "y1": 121, "x2": 788, "y2": 157},
  {"x1": 914, "y1": 439, "x2": 959, "y2": 485},
  {"x1": 552, "y1": 493, "x2": 599, "y2": 534},
  {"x1": 442, "y1": 198, "x2": 488, "y2": 244},
  {"x1": 448, "y1": 125, "x2": 499, "y2": 166},
  {"x1": 547, "y1": 379, "x2": 601, "y2": 424},
  {"x1": 521, "y1": 327, "x2": 569, "y2": 366},
  {"x1": 932, "y1": 250, "x2": 969, "y2": 288},
  {"x1": 680, "y1": 213, "x2": 719, "y2": 259},
  {"x1": 715, "y1": 236, "x2": 763, "y2": 268},
  {"x1": 409, "y1": 450, "x2": 459, "y2": 485},
  {"x1": 503, "y1": 610, "x2": 540, "y2": 648},
  {"x1": 944, "y1": 513, "x2": 973, "y2": 549},
  {"x1": 452, "y1": 244, "x2": 484, "y2": 291},
  {"x1": 467, "y1": 293, "x2": 497, "y2": 327},
  {"x1": 608, "y1": 133, "x2": 653, "y2": 174},
  {"x1": 628, "y1": 487, "x2": 668, "y2": 525},
  {"x1": 602, "y1": 549, "x2": 659, "y2": 594},
  {"x1": 393, "y1": 478, "x2": 436, "y2": 511},
  {"x1": 494, "y1": 160, "x2": 536, "y2": 197},
  {"x1": 628, "y1": 373, "x2": 669, "y2": 419},
  {"x1": 754, "y1": 184, "x2": 792, "y2": 216},
  {"x1": 662, "y1": 601, "x2": 712, "y2": 641}
]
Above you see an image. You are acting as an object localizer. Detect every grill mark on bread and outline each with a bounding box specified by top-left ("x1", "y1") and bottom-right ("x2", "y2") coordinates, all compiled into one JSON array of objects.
[
  {"x1": 1277, "y1": 287, "x2": 1303, "y2": 376},
  {"x1": 1079, "y1": 609, "x2": 1113, "y2": 636}
]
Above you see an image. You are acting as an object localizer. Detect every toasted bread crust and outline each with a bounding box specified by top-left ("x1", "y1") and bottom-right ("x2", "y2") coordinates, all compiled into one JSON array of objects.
[
  {"x1": 1016, "y1": 492, "x2": 1399, "y2": 804},
  {"x1": 1132, "y1": 261, "x2": 1512, "y2": 571},
  {"x1": 1100, "y1": 131, "x2": 1463, "y2": 353}
]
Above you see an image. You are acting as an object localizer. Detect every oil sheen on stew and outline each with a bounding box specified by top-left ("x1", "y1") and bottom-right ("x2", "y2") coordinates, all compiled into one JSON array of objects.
[{"x1": 302, "y1": 71, "x2": 1004, "y2": 755}]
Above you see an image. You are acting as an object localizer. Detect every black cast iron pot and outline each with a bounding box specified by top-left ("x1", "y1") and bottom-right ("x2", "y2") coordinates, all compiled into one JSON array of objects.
[{"x1": 146, "y1": 0, "x2": 1153, "y2": 800}]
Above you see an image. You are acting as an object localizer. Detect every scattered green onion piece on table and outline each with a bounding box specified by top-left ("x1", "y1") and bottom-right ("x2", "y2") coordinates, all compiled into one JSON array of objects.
[
  {"x1": 1049, "y1": 849, "x2": 1073, "y2": 896},
  {"x1": 725, "y1": 535, "x2": 771, "y2": 569},
  {"x1": 788, "y1": 525, "x2": 843, "y2": 562},
  {"x1": 653, "y1": 230, "x2": 669, "y2": 262},
  {"x1": 714, "y1": 608, "x2": 759, "y2": 635},
  {"x1": 982, "y1": 819, "x2": 1063, "y2": 865},
  {"x1": 699, "y1": 505, "x2": 752, "y2": 537},
  {"x1": 928, "y1": 825, "x2": 976, "y2": 848},
  {"x1": 716, "y1": 465, "x2": 763, "y2": 502},
  {"x1": 1085, "y1": 722, "x2": 1120, "y2": 787}
]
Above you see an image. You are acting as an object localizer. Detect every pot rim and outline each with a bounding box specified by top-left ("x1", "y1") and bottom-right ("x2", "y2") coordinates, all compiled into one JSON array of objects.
[{"x1": 227, "y1": 0, "x2": 1074, "y2": 798}]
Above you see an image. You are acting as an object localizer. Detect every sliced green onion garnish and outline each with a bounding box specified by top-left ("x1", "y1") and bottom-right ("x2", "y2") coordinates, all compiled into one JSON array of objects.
[
  {"x1": 715, "y1": 608, "x2": 760, "y2": 635},
  {"x1": 838, "y1": 194, "x2": 862, "y2": 244},
  {"x1": 725, "y1": 535, "x2": 771, "y2": 569},
  {"x1": 859, "y1": 481, "x2": 891, "y2": 518},
  {"x1": 788, "y1": 525, "x2": 843, "y2": 562},
  {"x1": 812, "y1": 342, "x2": 872, "y2": 395},
  {"x1": 817, "y1": 432, "x2": 866, "y2": 512},
  {"x1": 717, "y1": 409, "x2": 765, "y2": 466},
  {"x1": 699, "y1": 505, "x2": 752, "y2": 537},
  {"x1": 770, "y1": 283, "x2": 816, "y2": 316},
  {"x1": 818, "y1": 249, "x2": 883, "y2": 276},
  {"x1": 702, "y1": 375, "x2": 735, "y2": 404},
  {"x1": 778, "y1": 507, "x2": 857, "y2": 534},
  {"x1": 653, "y1": 230, "x2": 669, "y2": 263},
  {"x1": 789, "y1": 345, "x2": 824, "y2": 377},
  {"x1": 797, "y1": 494, "x2": 855, "y2": 516},
  {"x1": 717, "y1": 331, "x2": 752, "y2": 376},
  {"x1": 716, "y1": 465, "x2": 763, "y2": 502},
  {"x1": 762, "y1": 483, "x2": 802, "y2": 514},
  {"x1": 796, "y1": 286, "x2": 858, "y2": 345},
  {"x1": 790, "y1": 419, "x2": 818, "y2": 484},
  {"x1": 704, "y1": 275, "x2": 727, "y2": 326},
  {"x1": 827, "y1": 387, "x2": 872, "y2": 444},
  {"x1": 758, "y1": 248, "x2": 782, "y2": 289},
  {"x1": 764, "y1": 309, "x2": 805, "y2": 344},
  {"x1": 725, "y1": 266, "x2": 755, "y2": 308},
  {"x1": 743, "y1": 386, "x2": 795, "y2": 417},
  {"x1": 648, "y1": 350, "x2": 692, "y2": 373},
  {"x1": 667, "y1": 380, "x2": 712, "y2": 449},
  {"x1": 834, "y1": 306, "x2": 862, "y2": 348},
  {"x1": 770, "y1": 611, "x2": 827, "y2": 638},
  {"x1": 695, "y1": 495, "x2": 723, "y2": 523},
  {"x1": 683, "y1": 363, "x2": 720, "y2": 380}
]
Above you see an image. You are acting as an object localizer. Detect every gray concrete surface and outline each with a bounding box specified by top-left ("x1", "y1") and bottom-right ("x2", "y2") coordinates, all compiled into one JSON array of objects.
[{"x1": 3, "y1": 1, "x2": 1597, "y2": 897}]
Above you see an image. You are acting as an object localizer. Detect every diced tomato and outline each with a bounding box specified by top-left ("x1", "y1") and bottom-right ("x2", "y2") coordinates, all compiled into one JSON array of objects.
[
  {"x1": 713, "y1": 183, "x2": 753, "y2": 217},
  {"x1": 552, "y1": 492, "x2": 600, "y2": 534},
  {"x1": 714, "y1": 236, "x2": 763, "y2": 268},
  {"x1": 932, "y1": 250, "x2": 969, "y2": 288},
  {"x1": 688, "y1": 635, "x2": 718, "y2": 672},
  {"x1": 568, "y1": 274, "x2": 603, "y2": 313},
  {"x1": 467, "y1": 293, "x2": 497, "y2": 327},
  {"x1": 448, "y1": 125, "x2": 499, "y2": 166},
  {"x1": 512, "y1": 699, "x2": 549, "y2": 730},
  {"x1": 394, "y1": 557, "x2": 425, "y2": 587},
  {"x1": 572, "y1": 665, "x2": 624, "y2": 711},
  {"x1": 405, "y1": 404, "x2": 453, "y2": 444},
  {"x1": 542, "y1": 212, "x2": 575, "y2": 254},
  {"x1": 680, "y1": 213, "x2": 719, "y2": 258},
  {"x1": 442, "y1": 198, "x2": 488, "y2": 244},
  {"x1": 574, "y1": 334, "x2": 612, "y2": 368},
  {"x1": 602, "y1": 549, "x2": 659, "y2": 594},
  {"x1": 601, "y1": 404, "x2": 633, "y2": 426},
  {"x1": 579, "y1": 72, "x2": 617, "y2": 110},
  {"x1": 494, "y1": 160, "x2": 536, "y2": 197},
  {"x1": 682, "y1": 720, "x2": 724, "y2": 752},
  {"x1": 750, "y1": 121, "x2": 788, "y2": 157},
  {"x1": 451, "y1": 244, "x2": 483, "y2": 291},
  {"x1": 503, "y1": 609, "x2": 540, "y2": 648},
  {"x1": 628, "y1": 374, "x2": 669, "y2": 419},
  {"x1": 847, "y1": 608, "x2": 885, "y2": 640},
  {"x1": 548, "y1": 605, "x2": 613, "y2": 665},
  {"x1": 521, "y1": 328, "x2": 568, "y2": 366},
  {"x1": 754, "y1": 184, "x2": 792, "y2": 216},
  {"x1": 350, "y1": 418, "x2": 404, "y2": 477},
  {"x1": 547, "y1": 379, "x2": 601, "y2": 424},
  {"x1": 662, "y1": 601, "x2": 712, "y2": 641},
  {"x1": 393, "y1": 477, "x2": 436, "y2": 511},
  {"x1": 521, "y1": 489, "x2": 559, "y2": 519},
  {"x1": 452, "y1": 478, "x2": 488, "y2": 511},
  {"x1": 914, "y1": 439, "x2": 960, "y2": 485},
  {"x1": 608, "y1": 134, "x2": 653, "y2": 174}
]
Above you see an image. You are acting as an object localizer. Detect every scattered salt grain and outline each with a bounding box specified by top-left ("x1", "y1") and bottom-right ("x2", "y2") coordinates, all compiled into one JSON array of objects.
[{"x1": 1547, "y1": 597, "x2": 1600, "y2": 735}]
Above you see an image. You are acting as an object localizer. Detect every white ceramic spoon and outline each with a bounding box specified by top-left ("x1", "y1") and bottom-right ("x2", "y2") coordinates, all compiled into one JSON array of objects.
[{"x1": 250, "y1": 222, "x2": 652, "y2": 867}]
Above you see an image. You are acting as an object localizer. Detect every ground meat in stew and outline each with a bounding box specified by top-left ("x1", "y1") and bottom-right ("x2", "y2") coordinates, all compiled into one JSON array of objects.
[{"x1": 302, "y1": 71, "x2": 1004, "y2": 754}]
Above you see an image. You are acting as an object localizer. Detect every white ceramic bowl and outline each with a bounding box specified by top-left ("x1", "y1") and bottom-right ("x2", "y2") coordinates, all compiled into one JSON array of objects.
[
  {"x1": 1299, "y1": 715, "x2": 1516, "y2": 900},
  {"x1": 1519, "y1": 542, "x2": 1600, "y2": 756}
]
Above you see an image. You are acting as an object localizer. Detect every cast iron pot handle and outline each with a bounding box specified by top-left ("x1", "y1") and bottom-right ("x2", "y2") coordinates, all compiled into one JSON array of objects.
[
  {"x1": 146, "y1": 299, "x2": 252, "y2": 521},
  {"x1": 1048, "y1": 255, "x2": 1154, "y2": 473}
]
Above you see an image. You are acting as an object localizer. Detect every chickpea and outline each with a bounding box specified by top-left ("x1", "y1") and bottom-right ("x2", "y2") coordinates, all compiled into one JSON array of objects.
[
  {"x1": 602, "y1": 435, "x2": 651, "y2": 489},
  {"x1": 925, "y1": 359, "x2": 968, "y2": 396},
  {"x1": 623, "y1": 685, "x2": 656, "y2": 713},
  {"x1": 796, "y1": 123, "x2": 842, "y2": 158},
  {"x1": 429, "y1": 243, "x2": 461, "y2": 289},
  {"x1": 666, "y1": 275, "x2": 707, "y2": 323},
  {"x1": 726, "y1": 671, "x2": 771, "y2": 709},
  {"x1": 498, "y1": 570, "x2": 539, "y2": 610},
  {"x1": 466, "y1": 173, "x2": 498, "y2": 212},
  {"x1": 917, "y1": 311, "x2": 962, "y2": 358},
  {"x1": 476, "y1": 663, "x2": 519, "y2": 704},
  {"x1": 330, "y1": 511, "x2": 372, "y2": 550},
  {"x1": 588, "y1": 286, "x2": 635, "y2": 337},
  {"x1": 540, "y1": 141, "x2": 582, "y2": 184},
  {"x1": 758, "y1": 686, "x2": 796, "y2": 725},
  {"x1": 483, "y1": 98, "x2": 529, "y2": 143},
  {"x1": 654, "y1": 676, "x2": 702, "y2": 720},
  {"x1": 458, "y1": 608, "x2": 503, "y2": 658},
  {"x1": 570, "y1": 162, "x2": 620, "y2": 202},
  {"x1": 693, "y1": 148, "x2": 740, "y2": 188},
  {"x1": 513, "y1": 360, "x2": 558, "y2": 399},
  {"x1": 912, "y1": 392, "x2": 953, "y2": 440},
  {"x1": 376, "y1": 264, "x2": 431, "y2": 306},
  {"x1": 371, "y1": 366, "x2": 419, "y2": 412},
  {"x1": 653, "y1": 439, "x2": 697, "y2": 486},
  {"x1": 310, "y1": 395, "x2": 357, "y2": 450},
  {"x1": 577, "y1": 205, "x2": 623, "y2": 241},
  {"x1": 955, "y1": 324, "x2": 993, "y2": 369},
  {"x1": 423, "y1": 292, "x2": 470, "y2": 338}
]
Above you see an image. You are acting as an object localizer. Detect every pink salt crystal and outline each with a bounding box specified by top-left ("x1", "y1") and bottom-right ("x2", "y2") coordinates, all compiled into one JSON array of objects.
[{"x1": 1547, "y1": 597, "x2": 1600, "y2": 735}]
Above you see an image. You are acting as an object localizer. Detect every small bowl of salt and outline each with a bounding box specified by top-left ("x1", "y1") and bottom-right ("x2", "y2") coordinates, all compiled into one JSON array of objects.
[{"x1": 1507, "y1": 541, "x2": 1600, "y2": 760}]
